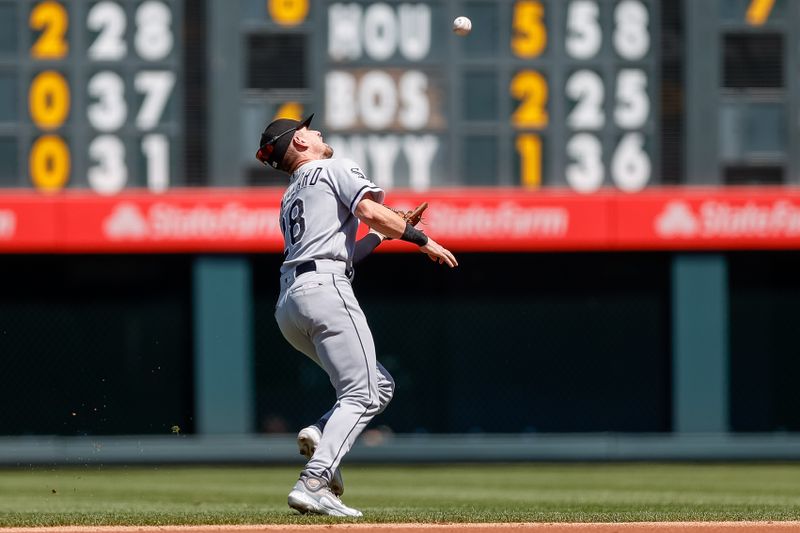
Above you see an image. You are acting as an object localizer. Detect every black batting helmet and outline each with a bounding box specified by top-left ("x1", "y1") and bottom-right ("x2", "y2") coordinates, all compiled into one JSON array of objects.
[{"x1": 256, "y1": 114, "x2": 314, "y2": 169}]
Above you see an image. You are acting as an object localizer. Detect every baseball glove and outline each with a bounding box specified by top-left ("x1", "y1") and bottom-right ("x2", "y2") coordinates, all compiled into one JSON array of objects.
[
  {"x1": 389, "y1": 201, "x2": 428, "y2": 227},
  {"x1": 378, "y1": 201, "x2": 428, "y2": 241}
]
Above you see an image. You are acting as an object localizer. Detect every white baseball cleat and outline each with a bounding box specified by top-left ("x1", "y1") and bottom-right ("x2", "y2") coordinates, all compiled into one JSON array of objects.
[
  {"x1": 297, "y1": 425, "x2": 345, "y2": 496},
  {"x1": 287, "y1": 476, "x2": 362, "y2": 517}
]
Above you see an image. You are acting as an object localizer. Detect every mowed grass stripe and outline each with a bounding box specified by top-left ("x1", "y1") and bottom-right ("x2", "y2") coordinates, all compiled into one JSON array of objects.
[{"x1": 0, "y1": 464, "x2": 799, "y2": 526}]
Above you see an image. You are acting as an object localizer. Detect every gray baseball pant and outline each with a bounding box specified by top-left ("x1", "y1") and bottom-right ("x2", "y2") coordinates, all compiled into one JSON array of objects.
[{"x1": 275, "y1": 259, "x2": 395, "y2": 485}]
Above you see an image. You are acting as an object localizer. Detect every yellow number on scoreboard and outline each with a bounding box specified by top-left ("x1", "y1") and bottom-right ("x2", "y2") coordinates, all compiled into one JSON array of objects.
[
  {"x1": 746, "y1": 0, "x2": 775, "y2": 26},
  {"x1": 511, "y1": 70, "x2": 549, "y2": 129},
  {"x1": 516, "y1": 134, "x2": 542, "y2": 188},
  {"x1": 30, "y1": 135, "x2": 70, "y2": 192},
  {"x1": 29, "y1": 71, "x2": 70, "y2": 130},
  {"x1": 511, "y1": 0, "x2": 547, "y2": 59},
  {"x1": 30, "y1": 1, "x2": 69, "y2": 59},
  {"x1": 274, "y1": 102, "x2": 304, "y2": 121},
  {"x1": 269, "y1": 0, "x2": 309, "y2": 27}
]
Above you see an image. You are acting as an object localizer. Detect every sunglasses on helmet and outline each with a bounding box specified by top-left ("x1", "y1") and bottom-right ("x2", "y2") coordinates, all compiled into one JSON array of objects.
[{"x1": 255, "y1": 126, "x2": 298, "y2": 166}]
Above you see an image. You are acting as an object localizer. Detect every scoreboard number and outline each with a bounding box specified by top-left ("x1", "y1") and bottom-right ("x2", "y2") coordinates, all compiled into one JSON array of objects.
[
  {"x1": 613, "y1": 0, "x2": 650, "y2": 60},
  {"x1": 29, "y1": 70, "x2": 70, "y2": 130},
  {"x1": 28, "y1": 68, "x2": 71, "y2": 190},
  {"x1": 135, "y1": 1, "x2": 173, "y2": 61},
  {"x1": 87, "y1": 1, "x2": 127, "y2": 60},
  {"x1": 142, "y1": 134, "x2": 170, "y2": 192},
  {"x1": 30, "y1": 1, "x2": 69, "y2": 59},
  {"x1": 88, "y1": 135, "x2": 127, "y2": 194},
  {"x1": 26, "y1": 0, "x2": 178, "y2": 194},
  {"x1": 135, "y1": 71, "x2": 176, "y2": 129},
  {"x1": 511, "y1": 70, "x2": 549, "y2": 129},
  {"x1": 745, "y1": 0, "x2": 775, "y2": 26},
  {"x1": 566, "y1": 133, "x2": 603, "y2": 192},
  {"x1": 28, "y1": 2, "x2": 71, "y2": 192},
  {"x1": 88, "y1": 71, "x2": 126, "y2": 132},
  {"x1": 87, "y1": 1, "x2": 176, "y2": 63},
  {"x1": 511, "y1": 0, "x2": 654, "y2": 190},
  {"x1": 30, "y1": 135, "x2": 70, "y2": 192},
  {"x1": 87, "y1": 0, "x2": 176, "y2": 194},
  {"x1": 566, "y1": 1, "x2": 601, "y2": 60},
  {"x1": 612, "y1": 132, "x2": 650, "y2": 191},
  {"x1": 560, "y1": 0, "x2": 653, "y2": 192},
  {"x1": 512, "y1": 0, "x2": 547, "y2": 59},
  {"x1": 269, "y1": 0, "x2": 309, "y2": 27},
  {"x1": 615, "y1": 69, "x2": 648, "y2": 129},
  {"x1": 566, "y1": 70, "x2": 604, "y2": 130},
  {"x1": 516, "y1": 134, "x2": 543, "y2": 188}
]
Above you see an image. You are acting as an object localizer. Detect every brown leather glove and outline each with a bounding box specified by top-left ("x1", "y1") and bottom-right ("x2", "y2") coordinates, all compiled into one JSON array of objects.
[{"x1": 388, "y1": 201, "x2": 428, "y2": 227}]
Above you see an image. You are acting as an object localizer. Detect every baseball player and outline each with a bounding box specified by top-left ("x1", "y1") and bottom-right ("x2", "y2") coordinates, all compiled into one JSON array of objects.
[{"x1": 256, "y1": 114, "x2": 457, "y2": 517}]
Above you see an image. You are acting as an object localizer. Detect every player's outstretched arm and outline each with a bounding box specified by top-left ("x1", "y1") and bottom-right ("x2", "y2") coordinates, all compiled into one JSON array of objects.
[
  {"x1": 355, "y1": 198, "x2": 458, "y2": 268},
  {"x1": 354, "y1": 198, "x2": 408, "y2": 238}
]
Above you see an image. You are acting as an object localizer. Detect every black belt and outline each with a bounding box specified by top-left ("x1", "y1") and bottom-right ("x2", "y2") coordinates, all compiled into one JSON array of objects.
[
  {"x1": 295, "y1": 261, "x2": 316, "y2": 276},
  {"x1": 295, "y1": 260, "x2": 354, "y2": 279}
]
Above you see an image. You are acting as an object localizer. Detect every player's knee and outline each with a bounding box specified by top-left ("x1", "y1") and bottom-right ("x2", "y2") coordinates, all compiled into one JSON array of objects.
[
  {"x1": 340, "y1": 376, "x2": 393, "y2": 414},
  {"x1": 377, "y1": 375, "x2": 395, "y2": 411},
  {"x1": 340, "y1": 388, "x2": 376, "y2": 411}
]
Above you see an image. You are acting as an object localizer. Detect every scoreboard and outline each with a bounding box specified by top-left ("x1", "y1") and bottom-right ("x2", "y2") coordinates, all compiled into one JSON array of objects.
[
  {"x1": 0, "y1": 0, "x2": 182, "y2": 193},
  {"x1": 240, "y1": 0, "x2": 659, "y2": 192},
  {"x1": 0, "y1": 0, "x2": 798, "y2": 194},
  {"x1": 325, "y1": 0, "x2": 658, "y2": 192}
]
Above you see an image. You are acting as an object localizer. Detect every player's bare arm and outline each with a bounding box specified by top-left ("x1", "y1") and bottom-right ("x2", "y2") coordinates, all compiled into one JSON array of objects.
[
  {"x1": 355, "y1": 197, "x2": 458, "y2": 268},
  {"x1": 354, "y1": 197, "x2": 408, "y2": 238},
  {"x1": 353, "y1": 200, "x2": 429, "y2": 264}
]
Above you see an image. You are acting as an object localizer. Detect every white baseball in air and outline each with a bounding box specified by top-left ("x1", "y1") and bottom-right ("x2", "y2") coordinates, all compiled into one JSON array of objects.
[{"x1": 453, "y1": 16, "x2": 472, "y2": 36}]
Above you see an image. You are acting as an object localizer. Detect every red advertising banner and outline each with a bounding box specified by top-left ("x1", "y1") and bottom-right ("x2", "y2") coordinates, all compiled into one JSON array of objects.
[
  {"x1": 373, "y1": 189, "x2": 612, "y2": 252},
  {"x1": 0, "y1": 194, "x2": 58, "y2": 251},
  {"x1": 3, "y1": 187, "x2": 800, "y2": 253},
  {"x1": 56, "y1": 190, "x2": 285, "y2": 253},
  {"x1": 613, "y1": 188, "x2": 800, "y2": 250}
]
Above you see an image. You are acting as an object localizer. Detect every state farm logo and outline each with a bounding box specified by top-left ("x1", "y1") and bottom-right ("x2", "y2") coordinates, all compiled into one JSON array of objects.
[
  {"x1": 104, "y1": 203, "x2": 148, "y2": 239},
  {"x1": 431, "y1": 201, "x2": 568, "y2": 238},
  {"x1": 654, "y1": 199, "x2": 800, "y2": 239},
  {"x1": 103, "y1": 202, "x2": 281, "y2": 241},
  {"x1": 0, "y1": 209, "x2": 16, "y2": 240},
  {"x1": 655, "y1": 201, "x2": 699, "y2": 237}
]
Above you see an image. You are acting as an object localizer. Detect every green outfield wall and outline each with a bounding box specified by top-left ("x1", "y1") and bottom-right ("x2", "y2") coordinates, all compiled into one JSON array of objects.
[{"x1": 1, "y1": 251, "x2": 799, "y2": 450}]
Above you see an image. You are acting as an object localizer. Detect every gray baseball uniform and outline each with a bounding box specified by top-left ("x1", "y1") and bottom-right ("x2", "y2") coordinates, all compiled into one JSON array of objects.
[{"x1": 274, "y1": 157, "x2": 395, "y2": 486}]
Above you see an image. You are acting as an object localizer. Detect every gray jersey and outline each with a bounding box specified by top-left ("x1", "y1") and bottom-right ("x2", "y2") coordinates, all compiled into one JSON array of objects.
[{"x1": 278, "y1": 158, "x2": 384, "y2": 275}]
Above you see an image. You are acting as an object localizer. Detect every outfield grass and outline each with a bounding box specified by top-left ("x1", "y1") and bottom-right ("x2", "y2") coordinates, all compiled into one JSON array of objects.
[{"x1": 0, "y1": 464, "x2": 799, "y2": 526}]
